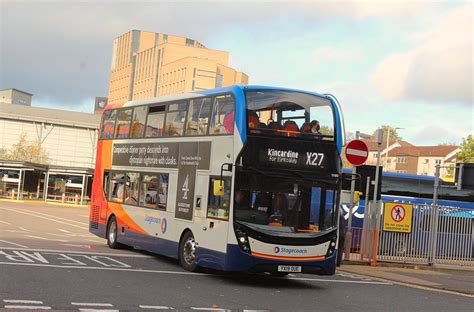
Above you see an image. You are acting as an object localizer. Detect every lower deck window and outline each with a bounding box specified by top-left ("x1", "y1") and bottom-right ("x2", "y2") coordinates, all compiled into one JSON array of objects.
[
  {"x1": 106, "y1": 171, "x2": 169, "y2": 210},
  {"x1": 207, "y1": 177, "x2": 231, "y2": 220}
]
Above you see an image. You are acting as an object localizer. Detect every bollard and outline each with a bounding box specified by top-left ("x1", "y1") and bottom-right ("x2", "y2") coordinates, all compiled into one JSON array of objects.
[
  {"x1": 61, "y1": 193, "x2": 65, "y2": 203},
  {"x1": 74, "y1": 194, "x2": 79, "y2": 205},
  {"x1": 11, "y1": 190, "x2": 15, "y2": 200}
]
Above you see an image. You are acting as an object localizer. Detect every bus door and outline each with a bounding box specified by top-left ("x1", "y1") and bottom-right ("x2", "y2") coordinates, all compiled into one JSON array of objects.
[{"x1": 194, "y1": 176, "x2": 231, "y2": 260}]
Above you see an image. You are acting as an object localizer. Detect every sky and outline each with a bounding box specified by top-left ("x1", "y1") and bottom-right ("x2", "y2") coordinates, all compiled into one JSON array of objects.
[{"x1": 0, "y1": 0, "x2": 472, "y2": 146}]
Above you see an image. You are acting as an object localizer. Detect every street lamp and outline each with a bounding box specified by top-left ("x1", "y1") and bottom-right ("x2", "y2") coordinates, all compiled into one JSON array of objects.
[{"x1": 385, "y1": 127, "x2": 404, "y2": 168}]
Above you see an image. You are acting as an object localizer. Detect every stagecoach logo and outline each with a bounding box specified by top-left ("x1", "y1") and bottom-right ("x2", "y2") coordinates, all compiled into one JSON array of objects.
[
  {"x1": 267, "y1": 148, "x2": 299, "y2": 164},
  {"x1": 273, "y1": 246, "x2": 308, "y2": 255},
  {"x1": 161, "y1": 218, "x2": 167, "y2": 234},
  {"x1": 144, "y1": 216, "x2": 167, "y2": 234}
]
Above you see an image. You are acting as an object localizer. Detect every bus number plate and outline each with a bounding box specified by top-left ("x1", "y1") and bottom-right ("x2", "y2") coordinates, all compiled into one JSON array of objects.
[{"x1": 278, "y1": 265, "x2": 301, "y2": 273}]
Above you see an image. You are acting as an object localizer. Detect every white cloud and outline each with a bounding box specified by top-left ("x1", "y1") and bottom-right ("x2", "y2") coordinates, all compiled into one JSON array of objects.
[
  {"x1": 371, "y1": 4, "x2": 473, "y2": 105},
  {"x1": 312, "y1": 47, "x2": 363, "y2": 66}
]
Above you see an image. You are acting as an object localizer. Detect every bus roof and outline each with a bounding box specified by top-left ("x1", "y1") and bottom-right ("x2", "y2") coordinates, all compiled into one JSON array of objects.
[{"x1": 107, "y1": 85, "x2": 333, "y2": 110}]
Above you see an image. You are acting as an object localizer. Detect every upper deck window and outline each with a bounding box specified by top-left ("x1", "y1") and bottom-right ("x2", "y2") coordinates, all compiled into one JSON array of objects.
[
  {"x1": 210, "y1": 95, "x2": 234, "y2": 135},
  {"x1": 186, "y1": 97, "x2": 212, "y2": 136},
  {"x1": 145, "y1": 104, "x2": 166, "y2": 138},
  {"x1": 164, "y1": 102, "x2": 187, "y2": 136},
  {"x1": 246, "y1": 90, "x2": 335, "y2": 140},
  {"x1": 131, "y1": 106, "x2": 147, "y2": 138},
  {"x1": 115, "y1": 109, "x2": 132, "y2": 139},
  {"x1": 100, "y1": 110, "x2": 117, "y2": 139}
]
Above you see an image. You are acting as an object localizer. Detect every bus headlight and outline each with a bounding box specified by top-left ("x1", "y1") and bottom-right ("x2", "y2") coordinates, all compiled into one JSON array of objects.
[
  {"x1": 326, "y1": 236, "x2": 337, "y2": 257},
  {"x1": 235, "y1": 229, "x2": 251, "y2": 253}
]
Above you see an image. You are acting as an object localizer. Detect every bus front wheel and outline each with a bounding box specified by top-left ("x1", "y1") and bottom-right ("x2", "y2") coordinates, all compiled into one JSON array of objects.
[
  {"x1": 179, "y1": 231, "x2": 198, "y2": 272},
  {"x1": 107, "y1": 216, "x2": 122, "y2": 249}
]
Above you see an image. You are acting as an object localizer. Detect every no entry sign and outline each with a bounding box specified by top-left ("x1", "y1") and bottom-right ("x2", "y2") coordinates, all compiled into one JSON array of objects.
[{"x1": 345, "y1": 140, "x2": 369, "y2": 166}]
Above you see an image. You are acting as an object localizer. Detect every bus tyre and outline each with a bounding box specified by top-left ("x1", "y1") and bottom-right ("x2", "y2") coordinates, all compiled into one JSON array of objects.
[
  {"x1": 107, "y1": 216, "x2": 121, "y2": 249},
  {"x1": 179, "y1": 231, "x2": 198, "y2": 272}
]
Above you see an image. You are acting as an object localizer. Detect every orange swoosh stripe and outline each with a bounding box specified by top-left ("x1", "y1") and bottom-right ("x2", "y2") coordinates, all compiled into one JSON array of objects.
[{"x1": 251, "y1": 252, "x2": 325, "y2": 261}]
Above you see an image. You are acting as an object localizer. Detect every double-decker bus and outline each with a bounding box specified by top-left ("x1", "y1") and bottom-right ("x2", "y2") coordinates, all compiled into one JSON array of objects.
[{"x1": 89, "y1": 85, "x2": 345, "y2": 275}]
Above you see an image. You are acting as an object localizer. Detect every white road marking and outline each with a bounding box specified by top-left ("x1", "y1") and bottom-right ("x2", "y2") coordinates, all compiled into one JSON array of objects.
[
  {"x1": 24, "y1": 235, "x2": 68, "y2": 243},
  {"x1": 78, "y1": 309, "x2": 119, "y2": 312},
  {"x1": 14, "y1": 208, "x2": 89, "y2": 226},
  {"x1": 0, "y1": 261, "x2": 394, "y2": 285},
  {"x1": 46, "y1": 232, "x2": 68, "y2": 237},
  {"x1": 0, "y1": 207, "x2": 88, "y2": 230},
  {"x1": 72, "y1": 303, "x2": 114, "y2": 307},
  {"x1": 58, "y1": 229, "x2": 71, "y2": 233},
  {"x1": 191, "y1": 308, "x2": 230, "y2": 312},
  {"x1": 0, "y1": 220, "x2": 11, "y2": 225},
  {"x1": 4, "y1": 305, "x2": 51, "y2": 310},
  {"x1": 3, "y1": 300, "x2": 43, "y2": 304},
  {"x1": 85, "y1": 239, "x2": 105, "y2": 243},
  {"x1": 4, "y1": 230, "x2": 29, "y2": 233},
  {"x1": 288, "y1": 276, "x2": 392, "y2": 285},
  {"x1": 0, "y1": 247, "x2": 153, "y2": 258},
  {"x1": 0, "y1": 240, "x2": 29, "y2": 248},
  {"x1": 139, "y1": 305, "x2": 174, "y2": 310},
  {"x1": 18, "y1": 227, "x2": 29, "y2": 231}
]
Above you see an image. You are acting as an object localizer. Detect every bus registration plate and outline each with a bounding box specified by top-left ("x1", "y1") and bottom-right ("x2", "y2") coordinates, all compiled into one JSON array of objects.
[{"x1": 278, "y1": 265, "x2": 301, "y2": 273}]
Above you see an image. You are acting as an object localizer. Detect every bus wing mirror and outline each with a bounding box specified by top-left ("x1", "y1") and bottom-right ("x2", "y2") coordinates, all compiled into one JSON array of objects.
[{"x1": 213, "y1": 180, "x2": 225, "y2": 197}]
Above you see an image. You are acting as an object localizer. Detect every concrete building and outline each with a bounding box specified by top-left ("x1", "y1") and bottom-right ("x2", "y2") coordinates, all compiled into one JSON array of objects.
[
  {"x1": 0, "y1": 100, "x2": 100, "y2": 203},
  {"x1": 108, "y1": 30, "x2": 248, "y2": 104},
  {"x1": 388, "y1": 145, "x2": 460, "y2": 177},
  {"x1": 0, "y1": 102, "x2": 100, "y2": 169},
  {"x1": 360, "y1": 138, "x2": 459, "y2": 177},
  {"x1": 0, "y1": 88, "x2": 33, "y2": 106}
]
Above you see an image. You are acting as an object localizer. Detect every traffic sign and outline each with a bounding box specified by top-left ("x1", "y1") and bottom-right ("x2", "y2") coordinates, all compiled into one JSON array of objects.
[
  {"x1": 383, "y1": 202, "x2": 413, "y2": 232},
  {"x1": 345, "y1": 140, "x2": 369, "y2": 166}
]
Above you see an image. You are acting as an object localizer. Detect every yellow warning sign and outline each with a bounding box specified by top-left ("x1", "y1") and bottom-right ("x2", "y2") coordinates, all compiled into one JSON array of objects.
[{"x1": 383, "y1": 202, "x2": 413, "y2": 233}]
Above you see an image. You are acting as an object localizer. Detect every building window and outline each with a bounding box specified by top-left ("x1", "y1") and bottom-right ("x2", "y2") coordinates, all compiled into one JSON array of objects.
[
  {"x1": 163, "y1": 34, "x2": 168, "y2": 43},
  {"x1": 424, "y1": 159, "x2": 429, "y2": 164},
  {"x1": 435, "y1": 159, "x2": 442, "y2": 165},
  {"x1": 186, "y1": 38, "x2": 194, "y2": 46},
  {"x1": 215, "y1": 73, "x2": 223, "y2": 88},
  {"x1": 397, "y1": 157, "x2": 407, "y2": 164}
]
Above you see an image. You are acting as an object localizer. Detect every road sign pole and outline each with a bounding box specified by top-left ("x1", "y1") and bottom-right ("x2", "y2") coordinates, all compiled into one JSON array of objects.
[
  {"x1": 370, "y1": 129, "x2": 383, "y2": 266},
  {"x1": 344, "y1": 165, "x2": 357, "y2": 260}
]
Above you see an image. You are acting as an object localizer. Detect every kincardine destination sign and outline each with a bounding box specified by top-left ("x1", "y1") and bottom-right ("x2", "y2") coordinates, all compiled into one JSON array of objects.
[{"x1": 243, "y1": 136, "x2": 339, "y2": 173}]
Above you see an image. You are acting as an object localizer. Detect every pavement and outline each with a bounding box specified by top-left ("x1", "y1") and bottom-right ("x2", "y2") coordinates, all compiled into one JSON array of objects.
[{"x1": 339, "y1": 262, "x2": 474, "y2": 296}]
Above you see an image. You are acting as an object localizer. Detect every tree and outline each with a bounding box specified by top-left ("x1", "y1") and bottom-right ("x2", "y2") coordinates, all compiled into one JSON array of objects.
[
  {"x1": 371, "y1": 125, "x2": 402, "y2": 143},
  {"x1": 457, "y1": 135, "x2": 474, "y2": 163},
  {"x1": 1, "y1": 133, "x2": 49, "y2": 164}
]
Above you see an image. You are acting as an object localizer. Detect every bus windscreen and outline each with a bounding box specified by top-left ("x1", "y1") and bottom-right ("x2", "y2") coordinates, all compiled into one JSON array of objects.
[{"x1": 245, "y1": 90, "x2": 335, "y2": 140}]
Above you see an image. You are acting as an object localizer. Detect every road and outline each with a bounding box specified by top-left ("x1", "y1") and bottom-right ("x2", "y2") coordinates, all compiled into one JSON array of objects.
[{"x1": 0, "y1": 201, "x2": 472, "y2": 311}]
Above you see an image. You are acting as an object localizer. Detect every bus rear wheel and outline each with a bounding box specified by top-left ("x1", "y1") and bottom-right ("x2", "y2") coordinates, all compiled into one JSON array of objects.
[
  {"x1": 107, "y1": 216, "x2": 122, "y2": 249},
  {"x1": 179, "y1": 231, "x2": 198, "y2": 272}
]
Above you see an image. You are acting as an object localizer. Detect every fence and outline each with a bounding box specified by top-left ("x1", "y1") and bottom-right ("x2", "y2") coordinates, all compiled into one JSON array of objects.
[{"x1": 343, "y1": 203, "x2": 474, "y2": 267}]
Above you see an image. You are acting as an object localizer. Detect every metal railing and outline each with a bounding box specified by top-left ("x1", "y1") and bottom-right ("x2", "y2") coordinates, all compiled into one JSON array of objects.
[{"x1": 377, "y1": 204, "x2": 474, "y2": 266}]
